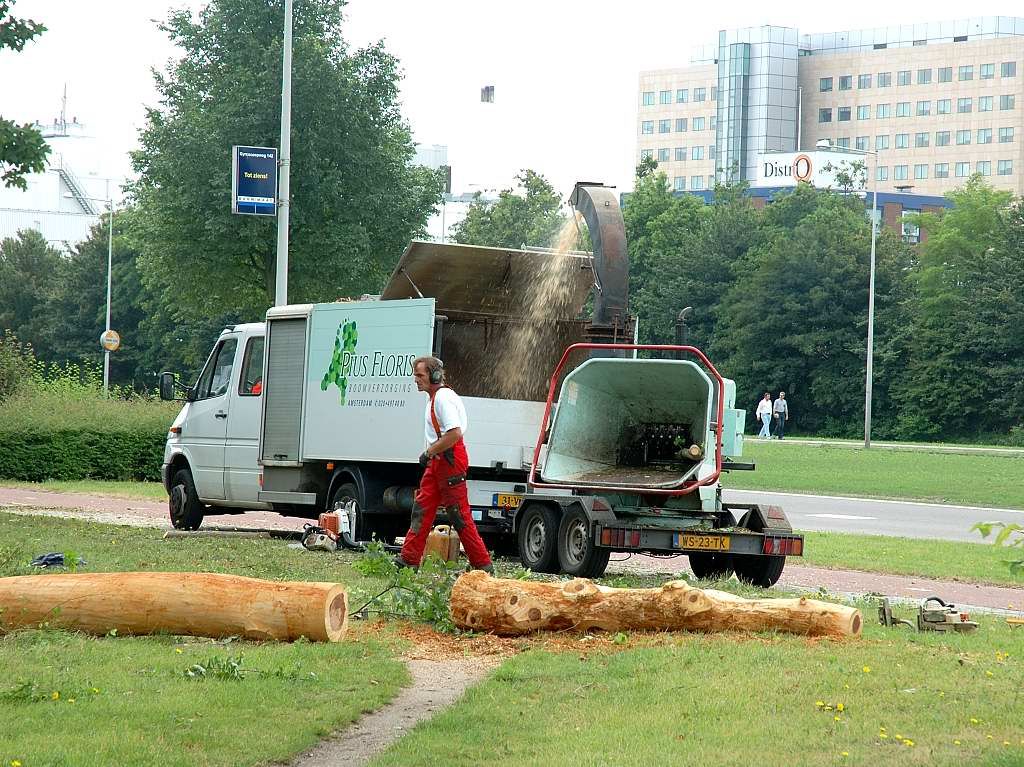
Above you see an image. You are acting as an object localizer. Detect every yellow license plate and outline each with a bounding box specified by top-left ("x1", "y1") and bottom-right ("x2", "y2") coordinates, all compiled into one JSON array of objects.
[
  {"x1": 494, "y1": 493, "x2": 524, "y2": 509},
  {"x1": 675, "y1": 533, "x2": 731, "y2": 551}
]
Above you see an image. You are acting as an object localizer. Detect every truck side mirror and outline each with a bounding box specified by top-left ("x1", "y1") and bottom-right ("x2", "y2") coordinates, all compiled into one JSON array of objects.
[{"x1": 159, "y1": 372, "x2": 176, "y2": 401}]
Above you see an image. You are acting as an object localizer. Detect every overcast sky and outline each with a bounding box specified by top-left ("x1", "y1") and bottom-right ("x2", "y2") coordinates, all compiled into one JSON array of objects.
[{"x1": 2, "y1": 1, "x2": 1021, "y2": 200}]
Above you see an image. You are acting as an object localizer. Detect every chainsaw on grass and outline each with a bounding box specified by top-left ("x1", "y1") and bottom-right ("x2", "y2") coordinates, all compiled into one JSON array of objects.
[{"x1": 879, "y1": 596, "x2": 979, "y2": 633}]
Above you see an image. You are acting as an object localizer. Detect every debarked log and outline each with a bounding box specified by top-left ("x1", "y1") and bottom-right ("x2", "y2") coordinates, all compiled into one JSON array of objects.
[
  {"x1": 450, "y1": 572, "x2": 861, "y2": 638},
  {"x1": 0, "y1": 572, "x2": 348, "y2": 642}
]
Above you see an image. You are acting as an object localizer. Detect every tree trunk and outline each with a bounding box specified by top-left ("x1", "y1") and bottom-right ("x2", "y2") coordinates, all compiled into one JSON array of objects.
[
  {"x1": 450, "y1": 572, "x2": 861, "y2": 638},
  {"x1": 0, "y1": 572, "x2": 348, "y2": 642}
]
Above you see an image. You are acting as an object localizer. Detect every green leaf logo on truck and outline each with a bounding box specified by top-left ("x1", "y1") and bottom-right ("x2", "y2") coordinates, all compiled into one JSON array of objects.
[{"x1": 321, "y1": 320, "x2": 358, "y2": 404}]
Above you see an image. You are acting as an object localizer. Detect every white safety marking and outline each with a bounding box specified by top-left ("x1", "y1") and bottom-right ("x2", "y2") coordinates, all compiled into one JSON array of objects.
[{"x1": 806, "y1": 513, "x2": 877, "y2": 520}]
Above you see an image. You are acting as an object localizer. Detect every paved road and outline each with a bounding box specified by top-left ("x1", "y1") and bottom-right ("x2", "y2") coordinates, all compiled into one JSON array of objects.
[{"x1": 726, "y1": 489, "x2": 1024, "y2": 542}]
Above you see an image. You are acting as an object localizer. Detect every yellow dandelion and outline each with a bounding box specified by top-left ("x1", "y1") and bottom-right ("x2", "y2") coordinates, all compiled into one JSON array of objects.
[
  {"x1": 816, "y1": 700, "x2": 826, "y2": 708},
  {"x1": 841, "y1": 752, "x2": 849, "y2": 758},
  {"x1": 1004, "y1": 741, "x2": 1011, "y2": 746},
  {"x1": 939, "y1": 691, "x2": 946, "y2": 697},
  {"x1": 68, "y1": 698, "x2": 76, "y2": 704},
  {"x1": 954, "y1": 740, "x2": 961, "y2": 746},
  {"x1": 91, "y1": 687, "x2": 100, "y2": 694},
  {"x1": 903, "y1": 739, "x2": 915, "y2": 747},
  {"x1": 834, "y1": 715, "x2": 841, "y2": 722},
  {"x1": 987, "y1": 735, "x2": 994, "y2": 740},
  {"x1": 879, "y1": 727, "x2": 887, "y2": 732},
  {"x1": 843, "y1": 684, "x2": 850, "y2": 689},
  {"x1": 970, "y1": 718, "x2": 980, "y2": 725},
  {"x1": 51, "y1": 691, "x2": 59, "y2": 700},
  {"x1": 175, "y1": 648, "x2": 183, "y2": 654},
  {"x1": 863, "y1": 665, "x2": 871, "y2": 673},
  {"x1": 13, "y1": 760, "x2": 23, "y2": 767},
  {"x1": 837, "y1": 703, "x2": 845, "y2": 712},
  {"x1": 879, "y1": 734, "x2": 888, "y2": 739},
  {"x1": 985, "y1": 670, "x2": 994, "y2": 677}
]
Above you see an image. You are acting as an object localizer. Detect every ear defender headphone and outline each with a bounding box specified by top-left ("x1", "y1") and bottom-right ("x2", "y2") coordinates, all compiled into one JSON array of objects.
[{"x1": 429, "y1": 358, "x2": 444, "y2": 385}]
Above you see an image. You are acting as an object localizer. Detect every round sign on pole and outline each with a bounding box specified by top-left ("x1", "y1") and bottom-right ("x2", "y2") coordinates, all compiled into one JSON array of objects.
[{"x1": 100, "y1": 330, "x2": 121, "y2": 352}]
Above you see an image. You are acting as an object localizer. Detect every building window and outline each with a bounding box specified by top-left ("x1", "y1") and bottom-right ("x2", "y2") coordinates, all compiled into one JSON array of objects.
[
  {"x1": 876, "y1": 103, "x2": 891, "y2": 119},
  {"x1": 917, "y1": 68, "x2": 932, "y2": 84},
  {"x1": 641, "y1": 121, "x2": 654, "y2": 135},
  {"x1": 694, "y1": 87, "x2": 706, "y2": 102},
  {"x1": 858, "y1": 73, "x2": 872, "y2": 89},
  {"x1": 677, "y1": 88, "x2": 689, "y2": 103},
  {"x1": 673, "y1": 176, "x2": 686, "y2": 191},
  {"x1": 855, "y1": 135, "x2": 869, "y2": 150},
  {"x1": 691, "y1": 146, "x2": 704, "y2": 160},
  {"x1": 675, "y1": 147, "x2": 686, "y2": 161},
  {"x1": 710, "y1": 116, "x2": 717, "y2": 130},
  {"x1": 895, "y1": 133, "x2": 909, "y2": 148},
  {"x1": 659, "y1": 119, "x2": 671, "y2": 133},
  {"x1": 955, "y1": 162, "x2": 970, "y2": 177},
  {"x1": 836, "y1": 137, "x2": 850, "y2": 148},
  {"x1": 839, "y1": 75, "x2": 852, "y2": 90},
  {"x1": 936, "y1": 131, "x2": 951, "y2": 146},
  {"x1": 980, "y1": 63, "x2": 995, "y2": 79},
  {"x1": 1002, "y1": 61, "x2": 1017, "y2": 77},
  {"x1": 980, "y1": 96, "x2": 993, "y2": 112},
  {"x1": 876, "y1": 166, "x2": 889, "y2": 181},
  {"x1": 820, "y1": 77, "x2": 833, "y2": 92},
  {"x1": 658, "y1": 147, "x2": 670, "y2": 162},
  {"x1": 875, "y1": 134, "x2": 889, "y2": 150},
  {"x1": 902, "y1": 212, "x2": 920, "y2": 244},
  {"x1": 660, "y1": 90, "x2": 672, "y2": 104},
  {"x1": 914, "y1": 164, "x2": 928, "y2": 179},
  {"x1": 857, "y1": 105, "x2": 870, "y2": 120},
  {"x1": 978, "y1": 128, "x2": 993, "y2": 144},
  {"x1": 894, "y1": 165, "x2": 909, "y2": 181},
  {"x1": 711, "y1": 87, "x2": 718, "y2": 101},
  {"x1": 977, "y1": 160, "x2": 992, "y2": 176},
  {"x1": 958, "y1": 65, "x2": 973, "y2": 81},
  {"x1": 819, "y1": 108, "x2": 832, "y2": 123},
  {"x1": 878, "y1": 71, "x2": 891, "y2": 87},
  {"x1": 998, "y1": 159, "x2": 1013, "y2": 175},
  {"x1": 937, "y1": 99, "x2": 951, "y2": 114},
  {"x1": 709, "y1": 144, "x2": 717, "y2": 160},
  {"x1": 640, "y1": 148, "x2": 653, "y2": 160},
  {"x1": 676, "y1": 118, "x2": 687, "y2": 132},
  {"x1": 999, "y1": 127, "x2": 1014, "y2": 143},
  {"x1": 916, "y1": 100, "x2": 931, "y2": 116},
  {"x1": 1000, "y1": 94, "x2": 1016, "y2": 110},
  {"x1": 897, "y1": 70, "x2": 912, "y2": 86},
  {"x1": 938, "y1": 66, "x2": 952, "y2": 83},
  {"x1": 957, "y1": 97, "x2": 972, "y2": 113},
  {"x1": 692, "y1": 116, "x2": 705, "y2": 131},
  {"x1": 838, "y1": 106, "x2": 851, "y2": 121},
  {"x1": 896, "y1": 102, "x2": 911, "y2": 117},
  {"x1": 642, "y1": 92, "x2": 655, "y2": 106},
  {"x1": 935, "y1": 163, "x2": 949, "y2": 178},
  {"x1": 691, "y1": 175, "x2": 704, "y2": 190},
  {"x1": 915, "y1": 132, "x2": 929, "y2": 147},
  {"x1": 956, "y1": 129, "x2": 971, "y2": 145}
]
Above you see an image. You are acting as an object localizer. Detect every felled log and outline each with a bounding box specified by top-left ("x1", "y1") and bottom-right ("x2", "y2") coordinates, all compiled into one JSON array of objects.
[
  {"x1": 450, "y1": 572, "x2": 861, "y2": 638},
  {"x1": 0, "y1": 572, "x2": 348, "y2": 642}
]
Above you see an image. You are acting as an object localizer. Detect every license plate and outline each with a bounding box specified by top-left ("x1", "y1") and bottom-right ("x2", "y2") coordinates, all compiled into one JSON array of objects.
[
  {"x1": 674, "y1": 533, "x2": 731, "y2": 551},
  {"x1": 493, "y1": 493, "x2": 524, "y2": 509}
]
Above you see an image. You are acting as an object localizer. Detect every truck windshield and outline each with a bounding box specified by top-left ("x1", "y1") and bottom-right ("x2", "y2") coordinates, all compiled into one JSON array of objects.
[{"x1": 194, "y1": 338, "x2": 238, "y2": 400}]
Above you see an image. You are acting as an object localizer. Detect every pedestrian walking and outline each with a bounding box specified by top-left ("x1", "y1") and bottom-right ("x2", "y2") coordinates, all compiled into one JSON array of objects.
[
  {"x1": 755, "y1": 392, "x2": 773, "y2": 438},
  {"x1": 772, "y1": 391, "x2": 789, "y2": 439}
]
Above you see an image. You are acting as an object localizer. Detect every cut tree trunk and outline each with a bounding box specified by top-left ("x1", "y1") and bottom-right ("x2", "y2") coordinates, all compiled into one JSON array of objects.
[
  {"x1": 0, "y1": 572, "x2": 348, "y2": 642},
  {"x1": 450, "y1": 572, "x2": 861, "y2": 638}
]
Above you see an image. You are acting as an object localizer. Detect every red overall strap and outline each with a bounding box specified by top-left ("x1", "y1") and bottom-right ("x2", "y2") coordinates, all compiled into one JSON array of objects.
[{"x1": 429, "y1": 386, "x2": 447, "y2": 441}]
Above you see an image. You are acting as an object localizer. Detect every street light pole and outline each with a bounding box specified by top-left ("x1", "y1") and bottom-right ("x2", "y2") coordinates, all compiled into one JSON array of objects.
[
  {"x1": 104, "y1": 178, "x2": 113, "y2": 396},
  {"x1": 274, "y1": 0, "x2": 293, "y2": 307},
  {"x1": 864, "y1": 155, "x2": 878, "y2": 448}
]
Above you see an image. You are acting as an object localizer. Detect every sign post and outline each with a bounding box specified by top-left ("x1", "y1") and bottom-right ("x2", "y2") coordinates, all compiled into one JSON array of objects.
[{"x1": 231, "y1": 146, "x2": 278, "y2": 216}]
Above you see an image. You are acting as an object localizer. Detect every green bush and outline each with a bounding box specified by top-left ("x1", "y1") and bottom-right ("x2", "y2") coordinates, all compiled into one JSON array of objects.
[
  {"x1": 0, "y1": 330, "x2": 35, "y2": 402},
  {"x1": 0, "y1": 361, "x2": 179, "y2": 481}
]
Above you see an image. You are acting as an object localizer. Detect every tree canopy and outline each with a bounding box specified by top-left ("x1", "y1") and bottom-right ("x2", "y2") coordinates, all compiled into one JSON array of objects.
[
  {"x1": 450, "y1": 169, "x2": 565, "y2": 249},
  {"x1": 0, "y1": 1, "x2": 49, "y2": 189}
]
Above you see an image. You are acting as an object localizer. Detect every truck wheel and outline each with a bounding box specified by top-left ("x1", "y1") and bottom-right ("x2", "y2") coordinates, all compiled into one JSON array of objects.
[
  {"x1": 169, "y1": 468, "x2": 204, "y2": 530},
  {"x1": 733, "y1": 555, "x2": 785, "y2": 588},
  {"x1": 688, "y1": 553, "x2": 734, "y2": 581},
  {"x1": 330, "y1": 482, "x2": 376, "y2": 541},
  {"x1": 557, "y1": 507, "x2": 610, "y2": 578},
  {"x1": 516, "y1": 504, "x2": 560, "y2": 573}
]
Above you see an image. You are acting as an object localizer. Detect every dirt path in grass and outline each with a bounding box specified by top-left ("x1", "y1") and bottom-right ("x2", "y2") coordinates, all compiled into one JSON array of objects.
[{"x1": 2, "y1": 487, "x2": 1022, "y2": 613}]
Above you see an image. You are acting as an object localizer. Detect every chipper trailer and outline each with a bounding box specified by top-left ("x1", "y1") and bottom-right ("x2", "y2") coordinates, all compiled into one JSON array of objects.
[{"x1": 159, "y1": 182, "x2": 802, "y2": 585}]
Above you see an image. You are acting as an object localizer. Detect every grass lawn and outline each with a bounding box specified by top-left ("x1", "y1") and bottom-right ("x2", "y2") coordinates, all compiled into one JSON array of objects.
[
  {"x1": 371, "y1": 620, "x2": 1024, "y2": 767},
  {"x1": 0, "y1": 479, "x2": 168, "y2": 501},
  {"x1": 728, "y1": 442, "x2": 1024, "y2": 509},
  {"x1": 0, "y1": 512, "x2": 407, "y2": 767}
]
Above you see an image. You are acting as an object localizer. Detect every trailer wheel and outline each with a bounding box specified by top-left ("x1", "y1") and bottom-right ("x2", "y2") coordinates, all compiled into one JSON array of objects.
[
  {"x1": 687, "y1": 553, "x2": 734, "y2": 581},
  {"x1": 557, "y1": 507, "x2": 610, "y2": 578},
  {"x1": 169, "y1": 468, "x2": 204, "y2": 530},
  {"x1": 733, "y1": 554, "x2": 786, "y2": 588},
  {"x1": 516, "y1": 504, "x2": 560, "y2": 573}
]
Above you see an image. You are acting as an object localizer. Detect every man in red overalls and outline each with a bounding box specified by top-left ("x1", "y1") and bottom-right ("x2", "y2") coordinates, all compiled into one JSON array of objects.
[{"x1": 394, "y1": 356, "x2": 493, "y2": 573}]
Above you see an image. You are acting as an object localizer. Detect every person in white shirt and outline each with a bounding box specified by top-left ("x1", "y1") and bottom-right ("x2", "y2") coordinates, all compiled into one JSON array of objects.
[
  {"x1": 755, "y1": 392, "x2": 773, "y2": 439},
  {"x1": 394, "y1": 356, "x2": 493, "y2": 573}
]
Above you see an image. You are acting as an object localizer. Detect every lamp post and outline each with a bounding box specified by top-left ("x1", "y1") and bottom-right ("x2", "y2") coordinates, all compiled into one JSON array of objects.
[{"x1": 816, "y1": 139, "x2": 878, "y2": 448}]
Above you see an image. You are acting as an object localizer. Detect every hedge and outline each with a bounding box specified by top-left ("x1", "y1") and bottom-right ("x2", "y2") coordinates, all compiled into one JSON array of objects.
[{"x1": 0, "y1": 428, "x2": 166, "y2": 481}]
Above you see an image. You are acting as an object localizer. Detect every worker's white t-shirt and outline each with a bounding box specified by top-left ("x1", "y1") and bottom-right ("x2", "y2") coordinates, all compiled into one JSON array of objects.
[{"x1": 424, "y1": 387, "x2": 468, "y2": 447}]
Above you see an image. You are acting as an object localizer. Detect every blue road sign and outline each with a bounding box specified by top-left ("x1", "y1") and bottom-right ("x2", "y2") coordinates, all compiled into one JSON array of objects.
[{"x1": 232, "y1": 146, "x2": 278, "y2": 216}]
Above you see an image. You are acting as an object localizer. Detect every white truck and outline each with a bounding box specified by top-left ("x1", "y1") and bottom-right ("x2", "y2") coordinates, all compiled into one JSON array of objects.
[{"x1": 159, "y1": 183, "x2": 802, "y2": 583}]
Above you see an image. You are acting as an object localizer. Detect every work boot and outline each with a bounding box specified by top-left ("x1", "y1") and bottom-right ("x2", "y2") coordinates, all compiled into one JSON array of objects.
[{"x1": 392, "y1": 555, "x2": 418, "y2": 571}]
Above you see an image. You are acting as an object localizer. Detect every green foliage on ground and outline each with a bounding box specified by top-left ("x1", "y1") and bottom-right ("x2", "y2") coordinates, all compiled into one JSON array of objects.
[
  {"x1": 371, "y1": 624, "x2": 1024, "y2": 767},
  {"x1": 726, "y1": 442, "x2": 1024, "y2": 509},
  {"x1": 0, "y1": 363, "x2": 176, "y2": 481},
  {"x1": 0, "y1": 513, "x2": 407, "y2": 767}
]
